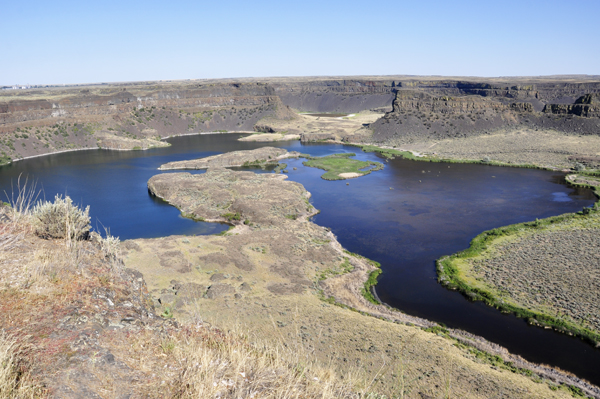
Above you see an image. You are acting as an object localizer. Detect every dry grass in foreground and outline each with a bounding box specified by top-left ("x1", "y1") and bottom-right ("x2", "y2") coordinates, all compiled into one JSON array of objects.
[
  {"x1": 156, "y1": 325, "x2": 371, "y2": 399},
  {"x1": 0, "y1": 190, "x2": 379, "y2": 398},
  {"x1": 0, "y1": 332, "x2": 44, "y2": 398}
]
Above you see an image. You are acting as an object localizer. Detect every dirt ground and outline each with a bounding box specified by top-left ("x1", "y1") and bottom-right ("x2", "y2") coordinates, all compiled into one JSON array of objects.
[
  {"x1": 121, "y1": 168, "x2": 594, "y2": 398},
  {"x1": 123, "y1": 233, "x2": 581, "y2": 399},
  {"x1": 254, "y1": 112, "x2": 383, "y2": 142}
]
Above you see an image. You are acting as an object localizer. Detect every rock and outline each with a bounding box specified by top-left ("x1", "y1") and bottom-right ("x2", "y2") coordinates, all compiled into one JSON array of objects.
[
  {"x1": 176, "y1": 283, "x2": 207, "y2": 304},
  {"x1": 239, "y1": 282, "x2": 252, "y2": 292},
  {"x1": 206, "y1": 283, "x2": 235, "y2": 299},
  {"x1": 210, "y1": 273, "x2": 227, "y2": 282},
  {"x1": 159, "y1": 293, "x2": 176, "y2": 306}
]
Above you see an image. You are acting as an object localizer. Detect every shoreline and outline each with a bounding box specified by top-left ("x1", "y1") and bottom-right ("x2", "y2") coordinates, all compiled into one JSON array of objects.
[
  {"x1": 4, "y1": 131, "x2": 600, "y2": 395},
  {"x1": 317, "y1": 231, "x2": 600, "y2": 396},
  {"x1": 434, "y1": 174, "x2": 600, "y2": 348},
  {"x1": 1, "y1": 130, "x2": 258, "y2": 166}
]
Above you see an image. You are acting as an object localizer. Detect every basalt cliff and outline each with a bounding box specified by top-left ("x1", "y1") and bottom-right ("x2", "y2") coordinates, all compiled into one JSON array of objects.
[{"x1": 1, "y1": 76, "x2": 599, "y2": 164}]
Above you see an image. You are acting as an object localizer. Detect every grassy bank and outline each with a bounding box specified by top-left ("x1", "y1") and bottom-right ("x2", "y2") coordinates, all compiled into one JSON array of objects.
[
  {"x1": 354, "y1": 144, "x2": 559, "y2": 171},
  {"x1": 436, "y1": 202, "x2": 600, "y2": 346},
  {"x1": 301, "y1": 153, "x2": 383, "y2": 180},
  {"x1": 326, "y1": 144, "x2": 600, "y2": 346}
]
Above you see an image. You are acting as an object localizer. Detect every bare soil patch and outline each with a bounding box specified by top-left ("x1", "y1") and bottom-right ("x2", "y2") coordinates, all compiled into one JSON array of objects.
[
  {"x1": 253, "y1": 112, "x2": 383, "y2": 143},
  {"x1": 238, "y1": 132, "x2": 301, "y2": 142},
  {"x1": 338, "y1": 172, "x2": 361, "y2": 178}
]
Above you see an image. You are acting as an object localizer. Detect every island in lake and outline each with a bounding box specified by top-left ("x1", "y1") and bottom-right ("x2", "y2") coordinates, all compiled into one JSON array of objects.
[{"x1": 0, "y1": 75, "x2": 599, "y2": 398}]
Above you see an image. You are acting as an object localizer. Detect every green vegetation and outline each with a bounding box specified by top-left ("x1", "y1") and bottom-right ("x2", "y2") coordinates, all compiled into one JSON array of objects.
[
  {"x1": 302, "y1": 153, "x2": 383, "y2": 180},
  {"x1": 216, "y1": 225, "x2": 235, "y2": 236},
  {"x1": 340, "y1": 250, "x2": 383, "y2": 305},
  {"x1": 0, "y1": 155, "x2": 11, "y2": 166},
  {"x1": 354, "y1": 144, "x2": 551, "y2": 171},
  {"x1": 436, "y1": 205, "x2": 600, "y2": 346},
  {"x1": 358, "y1": 145, "x2": 417, "y2": 160},
  {"x1": 181, "y1": 212, "x2": 205, "y2": 222},
  {"x1": 317, "y1": 257, "x2": 354, "y2": 282},
  {"x1": 361, "y1": 268, "x2": 382, "y2": 305},
  {"x1": 221, "y1": 212, "x2": 242, "y2": 222}
]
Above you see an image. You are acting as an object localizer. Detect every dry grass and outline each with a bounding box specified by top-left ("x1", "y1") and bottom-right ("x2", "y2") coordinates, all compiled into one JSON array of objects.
[
  {"x1": 395, "y1": 128, "x2": 600, "y2": 169},
  {"x1": 0, "y1": 189, "x2": 589, "y2": 397},
  {"x1": 0, "y1": 332, "x2": 45, "y2": 398},
  {"x1": 171, "y1": 325, "x2": 366, "y2": 399},
  {"x1": 0, "y1": 202, "x2": 377, "y2": 398}
]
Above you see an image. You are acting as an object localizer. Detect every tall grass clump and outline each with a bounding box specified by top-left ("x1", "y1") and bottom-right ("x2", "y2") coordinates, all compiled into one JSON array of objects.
[
  {"x1": 0, "y1": 332, "x2": 44, "y2": 398},
  {"x1": 31, "y1": 195, "x2": 90, "y2": 241},
  {"x1": 0, "y1": 175, "x2": 38, "y2": 253},
  {"x1": 5, "y1": 175, "x2": 38, "y2": 221},
  {"x1": 173, "y1": 327, "x2": 363, "y2": 399}
]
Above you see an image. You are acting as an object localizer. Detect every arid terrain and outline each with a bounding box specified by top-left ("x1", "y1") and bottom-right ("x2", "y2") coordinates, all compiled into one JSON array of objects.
[
  {"x1": 470, "y1": 220, "x2": 600, "y2": 333},
  {"x1": 2, "y1": 75, "x2": 600, "y2": 398},
  {"x1": 121, "y1": 166, "x2": 596, "y2": 398},
  {"x1": 2, "y1": 75, "x2": 600, "y2": 168}
]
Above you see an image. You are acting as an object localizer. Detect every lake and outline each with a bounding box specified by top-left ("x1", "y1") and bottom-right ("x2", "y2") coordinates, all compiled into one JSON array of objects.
[{"x1": 1, "y1": 133, "x2": 598, "y2": 384}]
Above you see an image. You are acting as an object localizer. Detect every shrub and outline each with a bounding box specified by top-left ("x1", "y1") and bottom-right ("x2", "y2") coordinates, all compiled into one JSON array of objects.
[{"x1": 32, "y1": 195, "x2": 91, "y2": 240}]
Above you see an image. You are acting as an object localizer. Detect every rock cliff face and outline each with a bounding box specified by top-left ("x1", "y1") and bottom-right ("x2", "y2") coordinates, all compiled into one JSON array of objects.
[
  {"x1": 543, "y1": 94, "x2": 600, "y2": 117},
  {"x1": 368, "y1": 83, "x2": 600, "y2": 145},
  {"x1": 273, "y1": 79, "x2": 396, "y2": 113},
  {"x1": 0, "y1": 82, "x2": 297, "y2": 162},
  {"x1": 368, "y1": 89, "x2": 534, "y2": 143},
  {"x1": 1, "y1": 76, "x2": 600, "y2": 162}
]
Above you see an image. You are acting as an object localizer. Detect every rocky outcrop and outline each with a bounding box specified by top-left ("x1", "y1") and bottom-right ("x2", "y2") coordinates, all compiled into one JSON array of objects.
[
  {"x1": 543, "y1": 93, "x2": 600, "y2": 117},
  {"x1": 2, "y1": 76, "x2": 600, "y2": 161},
  {"x1": 390, "y1": 90, "x2": 529, "y2": 114},
  {"x1": 274, "y1": 79, "x2": 396, "y2": 113},
  {"x1": 368, "y1": 86, "x2": 600, "y2": 145},
  {"x1": 0, "y1": 86, "x2": 293, "y2": 162}
]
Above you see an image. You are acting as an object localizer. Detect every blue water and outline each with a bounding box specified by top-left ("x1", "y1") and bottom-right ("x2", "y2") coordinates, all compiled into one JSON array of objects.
[{"x1": 1, "y1": 133, "x2": 599, "y2": 384}]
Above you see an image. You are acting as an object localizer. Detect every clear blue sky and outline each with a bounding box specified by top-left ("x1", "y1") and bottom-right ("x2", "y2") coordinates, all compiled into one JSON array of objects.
[{"x1": 2, "y1": 0, "x2": 599, "y2": 85}]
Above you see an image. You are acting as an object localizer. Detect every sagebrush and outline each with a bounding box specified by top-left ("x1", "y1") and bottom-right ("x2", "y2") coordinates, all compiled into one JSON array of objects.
[{"x1": 32, "y1": 194, "x2": 90, "y2": 240}]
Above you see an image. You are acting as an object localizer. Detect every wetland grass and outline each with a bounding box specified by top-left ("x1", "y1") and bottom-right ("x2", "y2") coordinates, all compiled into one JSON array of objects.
[
  {"x1": 302, "y1": 153, "x2": 383, "y2": 180},
  {"x1": 436, "y1": 204, "x2": 600, "y2": 346}
]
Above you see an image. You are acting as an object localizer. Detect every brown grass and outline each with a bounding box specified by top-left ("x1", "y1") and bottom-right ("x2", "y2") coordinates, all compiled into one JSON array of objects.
[
  {"x1": 0, "y1": 202, "x2": 379, "y2": 398},
  {"x1": 170, "y1": 325, "x2": 365, "y2": 399},
  {"x1": 0, "y1": 333, "x2": 45, "y2": 398}
]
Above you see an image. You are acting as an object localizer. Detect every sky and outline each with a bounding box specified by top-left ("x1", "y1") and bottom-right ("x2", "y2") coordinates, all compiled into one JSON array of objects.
[{"x1": 1, "y1": 0, "x2": 599, "y2": 85}]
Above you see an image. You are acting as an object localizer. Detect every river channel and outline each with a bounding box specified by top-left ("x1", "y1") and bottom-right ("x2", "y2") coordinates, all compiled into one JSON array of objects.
[{"x1": 1, "y1": 133, "x2": 598, "y2": 384}]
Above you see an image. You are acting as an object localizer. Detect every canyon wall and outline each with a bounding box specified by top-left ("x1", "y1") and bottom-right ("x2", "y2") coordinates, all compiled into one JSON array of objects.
[{"x1": 1, "y1": 76, "x2": 600, "y2": 163}]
